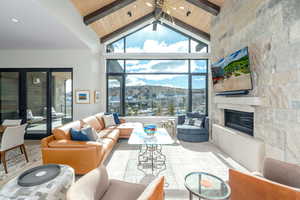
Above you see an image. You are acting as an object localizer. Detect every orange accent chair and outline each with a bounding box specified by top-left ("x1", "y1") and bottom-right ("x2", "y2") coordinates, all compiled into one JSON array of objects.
[{"x1": 229, "y1": 158, "x2": 300, "y2": 200}]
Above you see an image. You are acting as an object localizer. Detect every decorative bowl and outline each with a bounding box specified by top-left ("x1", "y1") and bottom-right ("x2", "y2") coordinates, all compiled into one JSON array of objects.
[{"x1": 144, "y1": 125, "x2": 157, "y2": 136}]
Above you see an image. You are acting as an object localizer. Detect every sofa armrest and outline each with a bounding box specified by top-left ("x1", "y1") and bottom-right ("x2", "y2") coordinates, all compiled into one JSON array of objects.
[
  {"x1": 137, "y1": 176, "x2": 165, "y2": 200},
  {"x1": 229, "y1": 169, "x2": 300, "y2": 200},
  {"x1": 42, "y1": 145, "x2": 103, "y2": 175},
  {"x1": 204, "y1": 117, "x2": 209, "y2": 130},
  {"x1": 177, "y1": 115, "x2": 185, "y2": 125},
  {"x1": 41, "y1": 135, "x2": 55, "y2": 148}
]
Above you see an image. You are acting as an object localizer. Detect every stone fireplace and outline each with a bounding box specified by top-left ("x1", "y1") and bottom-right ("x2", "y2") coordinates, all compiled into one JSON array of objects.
[{"x1": 211, "y1": 96, "x2": 265, "y2": 171}]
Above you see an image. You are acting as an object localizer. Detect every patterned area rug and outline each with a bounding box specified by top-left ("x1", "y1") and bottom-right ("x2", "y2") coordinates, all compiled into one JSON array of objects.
[
  {"x1": 0, "y1": 140, "x2": 42, "y2": 186},
  {"x1": 122, "y1": 144, "x2": 178, "y2": 188}
]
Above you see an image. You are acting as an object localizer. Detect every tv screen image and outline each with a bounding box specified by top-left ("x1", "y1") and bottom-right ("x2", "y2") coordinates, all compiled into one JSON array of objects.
[{"x1": 211, "y1": 47, "x2": 252, "y2": 93}]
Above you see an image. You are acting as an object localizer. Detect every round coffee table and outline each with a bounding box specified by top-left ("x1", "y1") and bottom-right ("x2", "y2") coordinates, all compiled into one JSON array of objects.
[
  {"x1": 0, "y1": 165, "x2": 75, "y2": 200},
  {"x1": 184, "y1": 172, "x2": 231, "y2": 200}
]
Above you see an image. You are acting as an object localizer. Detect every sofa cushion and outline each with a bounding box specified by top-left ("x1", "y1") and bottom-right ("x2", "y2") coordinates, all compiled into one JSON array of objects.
[
  {"x1": 66, "y1": 165, "x2": 110, "y2": 200},
  {"x1": 53, "y1": 120, "x2": 82, "y2": 140},
  {"x1": 104, "y1": 129, "x2": 120, "y2": 142},
  {"x1": 117, "y1": 122, "x2": 143, "y2": 137},
  {"x1": 82, "y1": 116, "x2": 103, "y2": 132},
  {"x1": 94, "y1": 113, "x2": 105, "y2": 129},
  {"x1": 177, "y1": 124, "x2": 203, "y2": 130},
  {"x1": 97, "y1": 127, "x2": 116, "y2": 138},
  {"x1": 101, "y1": 179, "x2": 146, "y2": 200}
]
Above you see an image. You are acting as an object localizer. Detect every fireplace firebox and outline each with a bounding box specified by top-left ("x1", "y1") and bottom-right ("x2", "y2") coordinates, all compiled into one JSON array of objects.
[{"x1": 224, "y1": 109, "x2": 254, "y2": 136}]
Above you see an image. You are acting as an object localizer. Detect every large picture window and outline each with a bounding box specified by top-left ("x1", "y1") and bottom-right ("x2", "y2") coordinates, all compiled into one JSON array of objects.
[
  {"x1": 106, "y1": 23, "x2": 208, "y2": 116},
  {"x1": 107, "y1": 59, "x2": 207, "y2": 116}
]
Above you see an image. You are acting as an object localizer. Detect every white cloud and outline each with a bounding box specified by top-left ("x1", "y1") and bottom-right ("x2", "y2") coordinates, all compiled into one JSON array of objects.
[
  {"x1": 126, "y1": 76, "x2": 146, "y2": 86},
  {"x1": 126, "y1": 39, "x2": 188, "y2": 53},
  {"x1": 127, "y1": 60, "x2": 188, "y2": 73}
]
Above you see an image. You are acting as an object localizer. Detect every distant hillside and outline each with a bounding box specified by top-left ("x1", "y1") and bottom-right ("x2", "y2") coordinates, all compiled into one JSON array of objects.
[{"x1": 109, "y1": 85, "x2": 205, "y2": 100}]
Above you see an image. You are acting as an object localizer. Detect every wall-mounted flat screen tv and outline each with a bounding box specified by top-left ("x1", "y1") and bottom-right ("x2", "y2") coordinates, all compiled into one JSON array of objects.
[{"x1": 211, "y1": 47, "x2": 252, "y2": 94}]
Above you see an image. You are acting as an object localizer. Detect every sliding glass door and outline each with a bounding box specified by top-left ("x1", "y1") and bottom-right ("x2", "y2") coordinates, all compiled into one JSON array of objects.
[
  {"x1": 0, "y1": 72, "x2": 19, "y2": 120},
  {"x1": 0, "y1": 68, "x2": 73, "y2": 139},
  {"x1": 51, "y1": 72, "x2": 73, "y2": 129},
  {"x1": 26, "y1": 72, "x2": 48, "y2": 135}
]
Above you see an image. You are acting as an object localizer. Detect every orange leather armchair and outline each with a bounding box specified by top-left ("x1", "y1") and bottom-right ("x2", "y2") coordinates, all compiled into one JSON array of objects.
[{"x1": 229, "y1": 158, "x2": 300, "y2": 200}]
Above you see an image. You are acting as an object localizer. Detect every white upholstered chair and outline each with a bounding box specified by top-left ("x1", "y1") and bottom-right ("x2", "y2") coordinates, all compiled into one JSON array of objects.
[
  {"x1": 0, "y1": 124, "x2": 28, "y2": 173},
  {"x1": 2, "y1": 119, "x2": 22, "y2": 126}
]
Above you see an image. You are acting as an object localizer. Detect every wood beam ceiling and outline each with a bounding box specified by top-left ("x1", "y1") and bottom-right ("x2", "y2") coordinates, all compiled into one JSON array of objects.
[
  {"x1": 161, "y1": 12, "x2": 210, "y2": 41},
  {"x1": 100, "y1": 10, "x2": 210, "y2": 43},
  {"x1": 186, "y1": 0, "x2": 220, "y2": 16},
  {"x1": 100, "y1": 12, "x2": 155, "y2": 43},
  {"x1": 84, "y1": 0, "x2": 137, "y2": 25},
  {"x1": 154, "y1": 0, "x2": 163, "y2": 20}
]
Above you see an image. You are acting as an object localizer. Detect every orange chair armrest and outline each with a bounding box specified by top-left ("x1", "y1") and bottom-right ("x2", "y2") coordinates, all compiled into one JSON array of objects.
[{"x1": 229, "y1": 169, "x2": 300, "y2": 200}]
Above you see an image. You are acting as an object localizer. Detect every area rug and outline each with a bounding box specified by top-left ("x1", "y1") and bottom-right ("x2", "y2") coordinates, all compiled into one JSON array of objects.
[{"x1": 123, "y1": 144, "x2": 179, "y2": 190}]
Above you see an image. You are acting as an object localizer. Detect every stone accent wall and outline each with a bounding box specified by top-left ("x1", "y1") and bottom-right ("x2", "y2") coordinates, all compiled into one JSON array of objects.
[{"x1": 210, "y1": 0, "x2": 300, "y2": 164}]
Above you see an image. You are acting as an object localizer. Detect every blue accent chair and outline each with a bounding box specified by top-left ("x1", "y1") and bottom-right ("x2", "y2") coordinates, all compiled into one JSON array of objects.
[{"x1": 177, "y1": 113, "x2": 209, "y2": 142}]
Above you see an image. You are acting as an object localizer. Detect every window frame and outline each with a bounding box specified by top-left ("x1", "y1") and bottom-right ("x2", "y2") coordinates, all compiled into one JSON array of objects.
[{"x1": 106, "y1": 59, "x2": 208, "y2": 116}]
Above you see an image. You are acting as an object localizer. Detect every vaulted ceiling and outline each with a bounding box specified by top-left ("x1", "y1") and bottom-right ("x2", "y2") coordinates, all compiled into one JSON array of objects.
[{"x1": 70, "y1": 0, "x2": 224, "y2": 43}]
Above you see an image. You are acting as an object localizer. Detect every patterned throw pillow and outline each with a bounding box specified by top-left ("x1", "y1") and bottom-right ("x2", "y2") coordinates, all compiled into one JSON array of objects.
[
  {"x1": 194, "y1": 118, "x2": 202, "y2": 127},
  {"x1": 184, "y1": 118, "x2": 195, "y2": 125},
  {"x1": 102, "y1": 114, "x2": 116, "y2": 128}
]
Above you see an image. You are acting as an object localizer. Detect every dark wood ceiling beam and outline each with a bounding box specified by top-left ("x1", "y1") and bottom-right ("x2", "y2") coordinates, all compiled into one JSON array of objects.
[
  {"x1": 101, "y1": 12, "x2": 155, "y2": 43},
  {"x1": 162, "y1": 13, "x2": 210, "y2": 41},
  {"x1": 186, "y1": 0, "x2": 220, "y2": 16},
  {"x1": 84, "y1": 0, "x2": 137, "y2": 25},
  {"x1": 154, "y1": 0, "x2": 164, "y2": 19}
]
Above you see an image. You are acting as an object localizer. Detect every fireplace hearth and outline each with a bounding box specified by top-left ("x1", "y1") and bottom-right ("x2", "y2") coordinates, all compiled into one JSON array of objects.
[{"x1": 224, "y1": 109, "x2": 254, "y2": 136}]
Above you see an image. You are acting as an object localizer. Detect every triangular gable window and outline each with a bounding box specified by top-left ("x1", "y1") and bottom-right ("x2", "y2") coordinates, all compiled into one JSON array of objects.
[{"x1": 106, "y1": 23, "x2": 208, "y2": 53}]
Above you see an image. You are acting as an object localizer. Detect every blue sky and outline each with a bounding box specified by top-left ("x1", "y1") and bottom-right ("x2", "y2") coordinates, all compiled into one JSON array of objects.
[{"x1": 111, "y1": 24, "x2": 207, "y2": 89}]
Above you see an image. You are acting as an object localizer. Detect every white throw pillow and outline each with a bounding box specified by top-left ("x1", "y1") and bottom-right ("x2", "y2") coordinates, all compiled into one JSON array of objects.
[
  {"x1": 194, "y1": 119, "x2": 202, "y2": 127},
  {"x1": 102, "y1": 114, "x2": 116, "y2": 128}
]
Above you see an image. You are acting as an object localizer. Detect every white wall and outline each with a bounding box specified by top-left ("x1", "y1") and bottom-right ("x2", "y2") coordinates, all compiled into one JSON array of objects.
[{"x1": 0, "y1": 49, "x2": 106, "y2": 120}]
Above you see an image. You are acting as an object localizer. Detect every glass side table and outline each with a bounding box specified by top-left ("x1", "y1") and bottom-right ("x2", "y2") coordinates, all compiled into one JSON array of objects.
[{"x1": 184, "y1": 172, "x2": 231, "y2": 200}]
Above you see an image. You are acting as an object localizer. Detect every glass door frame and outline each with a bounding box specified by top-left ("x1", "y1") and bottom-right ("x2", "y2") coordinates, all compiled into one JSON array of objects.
[
  {"x1": 106, "y1": 74, "x2": 125, "y2": 115},
  {"x1": 0, "y1": 68, "x2": 73, "y2": 139}
]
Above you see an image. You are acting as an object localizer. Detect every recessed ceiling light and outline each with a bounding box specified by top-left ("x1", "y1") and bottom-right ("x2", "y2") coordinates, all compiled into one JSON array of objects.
[
  {"x1": 179, "y1": 6, "x2": 185, "y2": 10},
  {"x1": 146, "y1": 2, "x2": 153, "y2": 7},
  {"x1": 11, "y1": 18, "x2": 19, "y2": 23},
  {"x1": 172, "y1": 7, "x2": 177, "y2": 10}
]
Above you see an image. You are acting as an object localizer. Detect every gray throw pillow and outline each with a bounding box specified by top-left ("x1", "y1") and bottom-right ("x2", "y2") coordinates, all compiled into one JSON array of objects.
[{"x1": 81, "y1": 126, "x2": 97, "y2": 141}]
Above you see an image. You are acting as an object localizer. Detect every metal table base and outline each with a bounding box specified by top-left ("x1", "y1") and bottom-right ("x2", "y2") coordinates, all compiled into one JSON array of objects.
[{"x1": 137, "y1": 144, "x2": 166, "y2": 175}]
